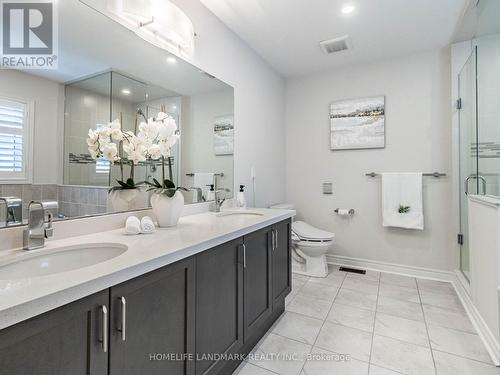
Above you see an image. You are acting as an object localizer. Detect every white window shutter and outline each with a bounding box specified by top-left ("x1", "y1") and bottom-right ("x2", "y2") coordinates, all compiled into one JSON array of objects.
[{"x1": 0, "y1": 97, "x2": 33, "y2": 183}]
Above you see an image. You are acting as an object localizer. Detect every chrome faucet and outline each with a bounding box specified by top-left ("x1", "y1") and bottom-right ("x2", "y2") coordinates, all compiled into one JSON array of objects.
[
  {"x1": 212, "y1": 188, "x2": 230, "y2": 213},
  {"x1": 0, "y1": 197, "x2": 22, "y2": 227},
  {"x1": 23, "y1": 201, "x2": 59, "y2": 250}
]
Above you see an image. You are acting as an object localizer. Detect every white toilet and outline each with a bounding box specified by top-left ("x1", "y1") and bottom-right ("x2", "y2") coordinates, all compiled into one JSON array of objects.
[{"x1": 270, "y1": 203, "x2": 335, "y2": 278}]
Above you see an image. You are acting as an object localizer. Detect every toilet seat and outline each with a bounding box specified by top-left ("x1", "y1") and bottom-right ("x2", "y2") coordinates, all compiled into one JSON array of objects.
[
  {"x1": 294, "y1": 239, "x2": 333, "y2": 247},
  {"x1": 292, "y1": 221, "x2": 335, "y2": 242}
]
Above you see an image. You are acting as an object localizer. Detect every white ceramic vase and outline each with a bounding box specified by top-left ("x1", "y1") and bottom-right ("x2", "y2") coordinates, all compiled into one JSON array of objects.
[
  {"x1": 108, "y1": 187, "x2": 149, "y2": 212},
  {"x1": 150, "y1": 190, "x2": 184, "y2": 227}
]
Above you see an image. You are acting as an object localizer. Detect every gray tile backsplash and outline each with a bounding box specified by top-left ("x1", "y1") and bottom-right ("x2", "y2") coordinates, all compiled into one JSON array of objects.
[{"x1": 0, "y1": 184, "x2": 109, "y2": 219}]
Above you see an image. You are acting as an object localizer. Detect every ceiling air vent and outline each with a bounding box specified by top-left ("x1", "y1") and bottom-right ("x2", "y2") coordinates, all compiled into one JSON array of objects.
[{"x1": 319, "y1": 35, "x2": 352, "y2": 54}]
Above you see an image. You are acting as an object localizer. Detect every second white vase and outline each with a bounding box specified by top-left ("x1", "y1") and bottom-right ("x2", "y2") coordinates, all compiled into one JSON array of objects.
[{"x1": 150, "y1": 191, "x2": 184, "y2": 227}]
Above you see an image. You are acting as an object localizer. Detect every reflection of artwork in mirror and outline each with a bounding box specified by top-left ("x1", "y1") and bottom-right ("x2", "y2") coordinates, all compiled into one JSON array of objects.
[
  {"x1": 214, "y1": 115, "x2": 234, "y2": 155},
  {"x1": 330, "y1": 96, "x2": 385, "y2": 150}
]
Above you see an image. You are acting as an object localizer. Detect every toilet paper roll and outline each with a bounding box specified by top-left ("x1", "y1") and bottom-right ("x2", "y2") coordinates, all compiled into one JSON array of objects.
[{"x1": 337, "y1": 209, "x2": 351, "y2": 216}]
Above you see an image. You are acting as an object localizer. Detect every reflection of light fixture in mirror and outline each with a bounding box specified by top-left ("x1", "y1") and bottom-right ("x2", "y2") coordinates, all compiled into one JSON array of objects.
[
  {"x1": 341, "y1": 5, "x2": 355, "y2": 14},
  {"x1": 121, "y1": 88, "x2": 131, "y2": 95},
  {"x1": 166, "y1": 56, "x2": 177, "y2": 64},
  {"x1": 106, "y1": 0, "x2": 195, "y2": 55}
]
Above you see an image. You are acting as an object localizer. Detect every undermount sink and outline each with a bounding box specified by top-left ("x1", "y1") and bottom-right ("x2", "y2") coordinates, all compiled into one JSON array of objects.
[
  {"x1": 0, "y1": 243, "x2": 127, "y2": 279},
  {"x1": 216, "y1": 211, "x2": 265, "y2": 218}
]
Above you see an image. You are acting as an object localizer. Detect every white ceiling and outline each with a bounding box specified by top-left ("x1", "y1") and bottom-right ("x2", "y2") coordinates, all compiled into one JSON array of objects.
[{"x1": 200, "y1": 0, "x2": 468, "y2": 77}]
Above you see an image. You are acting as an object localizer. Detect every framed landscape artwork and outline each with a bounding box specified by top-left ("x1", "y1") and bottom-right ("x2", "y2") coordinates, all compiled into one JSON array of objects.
[
  {"x1": 330, "y1": 96, "x2": 385, "y2": 150},
  {"x1": 214, "y1": 115, "x2": 234, "y2": 155}
]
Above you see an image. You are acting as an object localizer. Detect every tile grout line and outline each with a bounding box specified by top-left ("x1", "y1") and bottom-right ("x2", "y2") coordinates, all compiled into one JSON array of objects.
[
  {"x1": 367, "y1": 271, "x2": 381, "y2": 375},
  {"x1": 297, "y1": 269, "x2": 348, "y2": 375},
  {"x1": 239, "y1": 360, "x2": 282, "y2": 375},
  {"x1": 416, "y1": 279, "x2": 438, "y2": 375}
]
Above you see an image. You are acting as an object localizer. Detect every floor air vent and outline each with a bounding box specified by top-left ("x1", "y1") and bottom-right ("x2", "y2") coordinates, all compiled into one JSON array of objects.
[
  {"x1": 339, "y1": 267, "x2": 366, "y2": 275},
  {"x1": 319, "y1": 35, "x2": 352, "y2": 54}
]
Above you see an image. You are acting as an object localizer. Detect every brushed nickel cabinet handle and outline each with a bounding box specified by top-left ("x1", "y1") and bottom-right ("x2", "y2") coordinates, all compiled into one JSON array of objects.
[
  {"x1": 275, "y1": 229, "x2": 279, "y2": 250},
  {"x1": 100, "y1": 305, "x2": 108, "y2": 353},
  {"x1": 242, "y1": 243, "x2": 246, "y2": 268},
  {"x1": 118, "y1": 296, "x2": 126, "y2": 341},
  {"x1": 271, "y1": 230, "x2": 275, "y2": 250}
]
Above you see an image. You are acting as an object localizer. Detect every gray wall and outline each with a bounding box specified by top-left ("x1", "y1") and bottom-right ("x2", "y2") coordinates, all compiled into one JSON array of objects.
[{"x1": 285, "y1": 49, "x2": 454, "y2": 271}]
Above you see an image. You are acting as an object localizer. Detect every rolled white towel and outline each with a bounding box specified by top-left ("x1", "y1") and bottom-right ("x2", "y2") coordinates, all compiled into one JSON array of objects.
[
  {"x1": 125, "y1": 216, "x2": 141, "y2": 235},
  {"x1": 141, "y1": 216, "x2": 155, "y2": 234}
]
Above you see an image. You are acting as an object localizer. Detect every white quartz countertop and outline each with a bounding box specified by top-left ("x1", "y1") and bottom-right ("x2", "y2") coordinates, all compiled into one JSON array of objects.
[{"x1": 0, "y1": 208, "x2": 295, "y2": 330}]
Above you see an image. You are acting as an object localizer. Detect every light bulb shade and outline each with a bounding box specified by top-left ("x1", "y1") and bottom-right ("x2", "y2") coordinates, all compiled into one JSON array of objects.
[{"x1": 107, "y1": 0, "x2": 194, "y2": 55}]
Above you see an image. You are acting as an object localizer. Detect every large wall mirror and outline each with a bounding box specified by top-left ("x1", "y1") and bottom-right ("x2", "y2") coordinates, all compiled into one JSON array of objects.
[{"x1": 0, "y1": 0, "x2": 234, "y2": 227}]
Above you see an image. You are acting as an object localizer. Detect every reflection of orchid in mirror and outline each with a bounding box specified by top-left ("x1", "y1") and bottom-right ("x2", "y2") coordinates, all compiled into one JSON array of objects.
[
  {"x1": 86, "y1": 119, "x2": 123, "y2": 161},
  {"x1": 137, "y1": 111, "x2": 180, "y2": 160},
  {"x1": 85, "y1": 111, "x2": 180, "y2": 191}
]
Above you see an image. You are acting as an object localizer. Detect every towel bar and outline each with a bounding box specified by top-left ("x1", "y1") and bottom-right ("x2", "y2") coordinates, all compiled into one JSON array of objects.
[
  {"x1": 186, "y1": 173, "x2": 224, "y2": 177},
  {"x1": 365, "y1": 172, "x2": 446, "y2": 178}
]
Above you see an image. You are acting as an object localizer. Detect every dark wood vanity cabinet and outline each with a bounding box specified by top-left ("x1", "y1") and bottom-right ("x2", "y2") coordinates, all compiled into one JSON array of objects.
[
  {"x1": 0, "y1": 219, "x2": 291, "y2": 375},
  {"x1": 0, "y1": 290, "x2": 109, "y2": 375},
  {"x1": 272, "y1": 219, "x2": 292, "y2": 309},
  {"x1": 242, "y1": 226, "x2": 273, "y2": 342},
  {"x1": 194, "y1": 219, "x2": 292, "y2": 375},
  {"x1": 195, "y1": 237, "x2": 244, "y2": 375},
  {"x1": 109, "y1": 257, "x2": 196, "y2": 375}
]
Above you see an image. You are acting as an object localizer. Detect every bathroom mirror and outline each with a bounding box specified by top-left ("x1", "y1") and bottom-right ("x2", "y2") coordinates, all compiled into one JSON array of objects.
[{"x1": 0, "y1": 0, "x2": 234, "y2": 226}]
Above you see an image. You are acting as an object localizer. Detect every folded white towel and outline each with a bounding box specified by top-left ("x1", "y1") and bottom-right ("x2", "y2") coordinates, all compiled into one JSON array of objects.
[
  {"x1": 382, "y1": 173, "x2": 424, "y2": 230},
  {"x1": 125, "y1": 216, "x2": 141, "y2": 235},
  {"x1": 141, "y1": 216, "x2": 155, "y2": 234}
]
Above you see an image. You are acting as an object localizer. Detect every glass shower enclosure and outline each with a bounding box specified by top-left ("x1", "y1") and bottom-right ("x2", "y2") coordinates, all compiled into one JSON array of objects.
[{"x1": 458, "y1": 34, "x2": 500, "y2": 281}]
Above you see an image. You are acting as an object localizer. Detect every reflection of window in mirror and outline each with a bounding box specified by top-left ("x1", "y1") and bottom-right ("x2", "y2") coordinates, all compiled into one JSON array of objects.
[{"x1": 0, "y1": 97, "x2": 34, "y2": 184}]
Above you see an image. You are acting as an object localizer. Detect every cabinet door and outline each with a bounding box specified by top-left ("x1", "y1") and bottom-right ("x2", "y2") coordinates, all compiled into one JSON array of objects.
[
  {"x1": 195, "y1": 238, "x2": 244, "y2": 375},
  {"x1": 272, "y1": 219, "x2": 292, "y2": 308},
  {"x1": 109, "y1": 257, "x2": 195, "y2": 375},
  {"x1": 243, "y1": 226, "x2": 273, "y2": 342},
  {"x1": 0, "y1": 290, "x2": 109, "y2": 375}
]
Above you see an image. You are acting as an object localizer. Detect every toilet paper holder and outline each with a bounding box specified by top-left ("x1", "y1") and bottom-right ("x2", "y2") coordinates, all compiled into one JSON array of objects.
[{"x1": 334, "y1": 208, "x2": 355, "y2": 215}]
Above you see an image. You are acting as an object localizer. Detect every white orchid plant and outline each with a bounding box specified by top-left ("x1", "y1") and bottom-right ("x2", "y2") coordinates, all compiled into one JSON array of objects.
[{"x1": 86, "y1": 111, "x2": 183, "y2": 195}]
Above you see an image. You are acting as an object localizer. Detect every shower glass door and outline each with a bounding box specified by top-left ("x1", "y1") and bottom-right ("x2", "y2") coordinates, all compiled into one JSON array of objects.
[{"x1": 458, "y1": 48, "x2": 478, "y2": 281}]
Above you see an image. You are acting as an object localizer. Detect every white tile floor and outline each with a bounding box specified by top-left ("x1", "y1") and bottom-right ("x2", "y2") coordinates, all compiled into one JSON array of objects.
[{"x1": 233, "y1": 266, "x2": 500, "y2": 375}]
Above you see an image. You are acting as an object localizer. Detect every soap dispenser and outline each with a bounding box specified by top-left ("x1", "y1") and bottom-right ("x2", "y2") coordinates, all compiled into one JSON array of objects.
[
  {"x1": 206, "y1": 184, "x2": 215, "y2": 201},
  {"x1": 236, "y1": 185, "x2": 247, "y2": 208}
]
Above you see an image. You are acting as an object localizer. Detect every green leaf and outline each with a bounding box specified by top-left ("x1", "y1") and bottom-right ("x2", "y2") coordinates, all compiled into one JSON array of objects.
[
  {"x1": 152, "y1": 178, "x2": 162, "y2": 188},
  {"x1": 163, "y1": 179, "x2": 176, "y2": 189},
  {"x1": 117, "y1": 180, "x2": 129, "y2": 188}
]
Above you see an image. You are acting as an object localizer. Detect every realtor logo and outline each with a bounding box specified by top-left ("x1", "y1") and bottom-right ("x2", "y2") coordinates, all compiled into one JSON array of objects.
[{"x1": 1, "y1": 0, "x2": 58, "y2": 69}]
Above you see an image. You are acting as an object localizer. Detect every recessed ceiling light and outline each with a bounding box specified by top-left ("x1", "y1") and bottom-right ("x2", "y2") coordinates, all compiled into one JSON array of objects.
[
  {"x1": 172, "y1": 105, "x2": 177, "y2": 110},
  {"x1": 121, "y1": 89, "x2": 131, "y2": 95},
  {"x1": 341, "y1": 5, "x2": 355, "y2": 14},
  {"x1": 166, "y1": 56, "x2": 177, "y2": 64}
]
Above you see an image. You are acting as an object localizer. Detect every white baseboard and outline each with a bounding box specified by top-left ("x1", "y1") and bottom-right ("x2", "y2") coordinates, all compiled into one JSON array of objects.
[
  {"x1": 326, "y1": 254, "x2": 454, "y2": 281},
  {"x1": 452, "y1": 270, "x2": 500, "y2": 366},
  {"x1": 325, "y1": 254, "x2": 500, "y2": 366}
]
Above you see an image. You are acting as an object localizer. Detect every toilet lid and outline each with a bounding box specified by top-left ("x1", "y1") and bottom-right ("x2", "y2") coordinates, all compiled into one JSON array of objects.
[{"x1": 292, "y1": 221, "x2": 335, "y2": 241}]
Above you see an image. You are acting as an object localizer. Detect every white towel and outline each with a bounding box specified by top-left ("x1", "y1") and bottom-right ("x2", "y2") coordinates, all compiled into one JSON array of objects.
[
  {"x1": 382, "y1": 173, "x2": 424, "y2": 230},
  {"x1": 193, "y1": 173, "x2": 214, "y2": 200},
  {"x1": 125, "y1": 216, "x2": 141, "y2": 235},
  {"x1": 141, "y1": 216, "x2": 155, "y2": 234}
]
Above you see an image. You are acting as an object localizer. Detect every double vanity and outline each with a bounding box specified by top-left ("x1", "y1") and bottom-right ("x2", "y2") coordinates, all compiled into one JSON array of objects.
[{"x1": 0, "y1": 208, "x2": 294, "y2": 375}]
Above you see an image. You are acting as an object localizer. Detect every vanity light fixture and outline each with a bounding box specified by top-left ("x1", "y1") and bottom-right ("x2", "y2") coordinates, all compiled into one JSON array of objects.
[
  {"x1": 341, "y1": 5, "x2": 356, "y2": 14},
  {"x1": 104, "y1": 0, "x2": 195, "y2": 55},
  {"x1": 121, "y1": 89, "x2": 131, "y2": 95}
]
